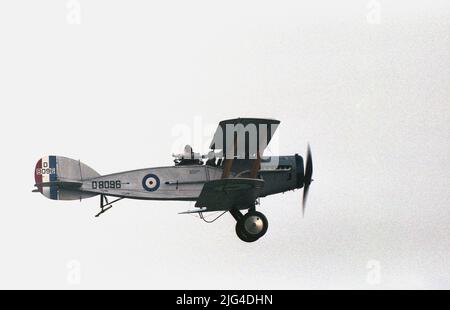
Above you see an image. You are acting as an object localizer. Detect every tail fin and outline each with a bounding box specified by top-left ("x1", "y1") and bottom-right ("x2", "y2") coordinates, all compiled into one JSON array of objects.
[{"x1": 34, "y1": 155, "x2": 100, "y2": 200}]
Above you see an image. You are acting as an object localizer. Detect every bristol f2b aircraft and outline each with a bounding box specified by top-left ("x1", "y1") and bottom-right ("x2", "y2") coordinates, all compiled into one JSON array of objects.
[{"x1": 33, "y1": 118, "x2": 313, "y2": 242}]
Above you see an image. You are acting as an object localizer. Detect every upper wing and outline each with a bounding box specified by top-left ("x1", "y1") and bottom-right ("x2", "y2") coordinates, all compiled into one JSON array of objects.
[
  {"x1": 195, "y1": 178, "x2": 264, "y2": 211},
  {"x1": 209, "y1": 118, "x2": 280, "y2": 179},
  {"x1": 209, "y1": 118, "x2": 280, "y2": 159}
]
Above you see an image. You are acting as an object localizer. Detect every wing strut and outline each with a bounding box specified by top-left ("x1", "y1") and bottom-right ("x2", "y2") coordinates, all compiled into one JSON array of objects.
[
  {"x1": 221, "y1": 134, "x2": 237, "y2": 179},
  {"x1": 249, "y1": 152, "x2": 261, "y2": 179}
]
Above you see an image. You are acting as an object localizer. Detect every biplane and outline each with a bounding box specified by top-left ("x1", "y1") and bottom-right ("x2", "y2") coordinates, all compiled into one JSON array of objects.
[{"x1": 33, "y1": 118, "x2": 313, "y2": 242}]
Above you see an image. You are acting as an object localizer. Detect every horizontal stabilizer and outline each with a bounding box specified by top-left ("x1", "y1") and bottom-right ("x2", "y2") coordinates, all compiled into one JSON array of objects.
[{"x1": 34, "y1": 180, "x2": 83, "y2": 188}]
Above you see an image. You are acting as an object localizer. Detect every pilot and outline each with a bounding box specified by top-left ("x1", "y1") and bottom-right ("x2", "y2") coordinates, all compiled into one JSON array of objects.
[
  {"x1": 176, "y1": 145, "x2": 203, "y2": 166},
  {"x1": 183, "y1": 145, "x2": 194, "y2": 160},
  {"x1": 205, "y1": 151, "x2": 216, "y2": 167}
]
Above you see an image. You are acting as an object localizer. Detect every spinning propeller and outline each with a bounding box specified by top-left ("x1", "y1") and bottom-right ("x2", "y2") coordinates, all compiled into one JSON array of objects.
[{"x1": 302, "y1": 144, "x2": 313, "y2": 216}]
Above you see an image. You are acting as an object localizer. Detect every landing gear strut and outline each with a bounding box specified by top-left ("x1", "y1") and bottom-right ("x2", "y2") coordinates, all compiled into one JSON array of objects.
[
  {"x1": 95, "y1": 194, "x2": 124, "y2": 217},
  {"x1": 230, "y1": 208, "x2": 268, "y2": 242}
]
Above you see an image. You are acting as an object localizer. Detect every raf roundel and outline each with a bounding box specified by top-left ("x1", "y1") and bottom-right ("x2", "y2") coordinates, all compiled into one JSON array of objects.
[{"x1": 142, "y1": 174, "x2": 160, "y2": 192}]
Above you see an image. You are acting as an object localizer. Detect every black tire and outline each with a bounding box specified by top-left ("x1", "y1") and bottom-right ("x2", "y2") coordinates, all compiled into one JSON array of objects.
[{"x1": 235, "y1": 210, "x2": 268, "y2": 242}]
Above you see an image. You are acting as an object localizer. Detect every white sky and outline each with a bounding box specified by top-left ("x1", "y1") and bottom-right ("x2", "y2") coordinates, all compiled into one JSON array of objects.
[{"x1": 0, "y1": 0, "x2": 448, "y2": 289}]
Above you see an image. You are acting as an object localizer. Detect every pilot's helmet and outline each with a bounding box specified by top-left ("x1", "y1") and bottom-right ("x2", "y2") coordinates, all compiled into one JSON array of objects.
[
  {"x1": 207, "y1": 151, "x2": 215, "y2": 160},
  {"x1": 183, "y1": 145, "x2": 193, "y2": 159}
]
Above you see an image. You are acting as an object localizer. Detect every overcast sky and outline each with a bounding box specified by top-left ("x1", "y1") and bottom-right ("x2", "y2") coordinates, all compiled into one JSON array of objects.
[{"x1": 0, "y1": 0, "x2": 448, "y2": 289}]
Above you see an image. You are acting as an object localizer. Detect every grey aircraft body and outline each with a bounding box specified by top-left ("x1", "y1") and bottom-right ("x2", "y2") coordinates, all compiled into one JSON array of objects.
[{"x1": 33, "y1": 118, "x2": 313, "y2": 242}]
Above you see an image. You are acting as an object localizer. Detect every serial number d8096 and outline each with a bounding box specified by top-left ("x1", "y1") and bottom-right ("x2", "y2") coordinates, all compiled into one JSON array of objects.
[{"x1": 92, "y1": 180, "x2": 121, "y2": 190}]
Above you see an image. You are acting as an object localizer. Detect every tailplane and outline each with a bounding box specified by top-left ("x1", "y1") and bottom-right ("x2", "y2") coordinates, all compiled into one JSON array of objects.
[{"x1": 34, "y1": 155, "x2": 100, "y2": 200}]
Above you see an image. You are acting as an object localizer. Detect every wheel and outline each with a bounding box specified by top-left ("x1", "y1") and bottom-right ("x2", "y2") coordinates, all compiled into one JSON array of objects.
[
  {"x1": 235, "y1": 221, "x2": 258, "y2": 243},
  {"x1": 235, "y1": 211, "x2": 268, "y2": 242}
]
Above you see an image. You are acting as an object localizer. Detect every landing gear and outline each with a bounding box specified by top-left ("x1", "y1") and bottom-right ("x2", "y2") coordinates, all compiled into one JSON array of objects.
[
  {"x1": 230, "y1": 209, "x2": 268, "y2": 242},
  {"x1": 95, "y1": 194, "x2": 124, "y2": 217}
]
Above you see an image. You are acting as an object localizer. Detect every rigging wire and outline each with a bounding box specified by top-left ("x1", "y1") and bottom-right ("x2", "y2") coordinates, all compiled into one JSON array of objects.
[{"x1": 199, "y1": 211, "x2": 228, "y2": 223}]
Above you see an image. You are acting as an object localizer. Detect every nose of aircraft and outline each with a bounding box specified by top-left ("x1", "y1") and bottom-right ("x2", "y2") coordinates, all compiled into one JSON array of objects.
[
  {"x1": 294, "y1": 153, "x2": 304, "y2": 189},
  {"x1": 293, "y1": 146, "x2": 314, "y2": 216}
]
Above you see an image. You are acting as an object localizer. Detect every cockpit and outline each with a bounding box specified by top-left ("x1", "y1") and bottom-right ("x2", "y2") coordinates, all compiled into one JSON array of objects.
[{"x1": 173, "y1": 145, "x2": 222, "y2": 167}]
